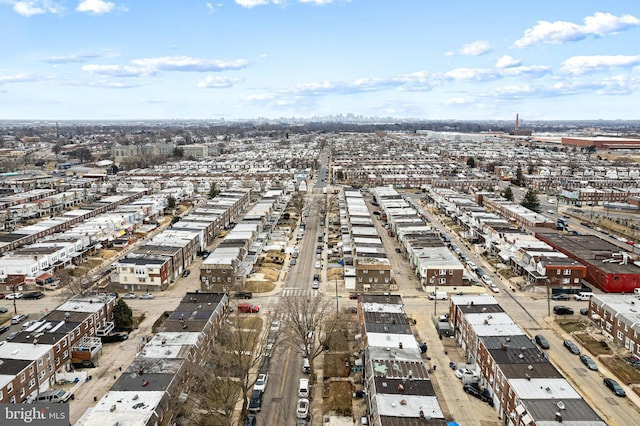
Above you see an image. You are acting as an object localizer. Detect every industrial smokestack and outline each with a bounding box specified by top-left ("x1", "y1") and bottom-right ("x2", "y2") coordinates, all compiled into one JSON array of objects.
[{"x1": 515, "y1": 113, "x2": 519, "y2": 130}]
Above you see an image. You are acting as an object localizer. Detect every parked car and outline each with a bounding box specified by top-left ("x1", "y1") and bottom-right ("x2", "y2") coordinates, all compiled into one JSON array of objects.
[
  {"x1": 463, "y1": 383, "x2": 494, "y2": 406},
  {"x1": 237, "y1": 303, "x2": 260, "y2": 313},
  {"x1": 563, "y1": 339, "x2": 580, "y2": 355},
  {"x1": 21, "y1": 320, "x2": 37, "y2": 330},
  {"x1": 534, "y1": 334, "x2": 550, "y2": 349},
  {"x1": 553, "y1": 306, "x2": 574, "y2": 315},
  {"x1": 580, "y1": 307, "x2": 589, "y2": 315},
  {"x1": 349, "y1": 293, "x2": 361, "y2": 300},
  {"x1": 551, "y1": 293, "x2": 570, "y2": 301},
  {"x1": 312, "y1": 281, "x2": 319, "y2": 289},
  {"x1": 248, "y1": 389, "x2": 263, "y2": 412},
  {"x1": 270, "y1": 320, "x2": 280, "y2": 333},
  {"x1": 296, "y1": 398, "x2": 310, "y2": 419},
  {"x1": 480, "y1": 275, "x2": 492, "y2": 285},
  {"x1": 455, "y1": 368, "x2": 479, "y2": 381},
  {"x1": 6, "y1": 331, "x2": 19, "y2": 340},
  {"x1": 121, "y1": 293, "x2": 136, "y2": 299},
  {"x1": 253, "y1": 374, "x2": 268, "y2": 392},
  {"x1": 315, "y1": 260, "x2": 321, "y2": 268},
  {"x1": 139, "y1": 293, "x2": 155, "y2": 300},
  {"x1": 604, "y1": 378, "x2": 626, "y2": 397},
  {"x1": 182, "y1": 269, "x2": 191, "y2": 278},
  {"x1": 579, "y1": 354, "x2": 598, "y2": 371},
  {"x1": 0, "y1": 325, "x2": 9, "y2": 334},
  {"x1": 234, "y1": 292, "x2": 253, "y2": 299},
  {"x1": 243, "y1": 415, "x2": 257, "y2": 426},
  {"x1": 489, "y1": 284, "x2": 500, "y2": 293},
  {"x1": 11, "y1": 314, "x2": 28, "y2": 324},
  {"x1": 23, "y1": 291, "x2": 45, "y2": 300},
  {"x1": 418, "y1": 342, "x2": 428, "y2": 353},
  {"x1": 0, "y1": 307, "x2": 8, "y2": 313},
  {"x1": 5, "y1": 292, "x2": 23, "y2": 300}
]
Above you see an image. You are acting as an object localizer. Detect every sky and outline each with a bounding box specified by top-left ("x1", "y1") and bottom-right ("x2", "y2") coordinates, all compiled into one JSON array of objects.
[{"x1": 1, "y1": 0, "x2": 640, "y2": 121}]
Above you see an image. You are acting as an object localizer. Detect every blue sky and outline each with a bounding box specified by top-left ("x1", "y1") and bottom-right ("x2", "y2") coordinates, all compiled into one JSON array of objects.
[{"x1": 2, "y1": 0, "x2": 640, "y2": 121}]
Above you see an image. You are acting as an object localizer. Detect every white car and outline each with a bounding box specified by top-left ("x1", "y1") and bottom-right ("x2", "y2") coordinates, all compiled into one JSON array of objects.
[
  {"x1": 139, "y1": 293, "x2": 155, "y2": 300},
  {"x1": 315, "y1": 260, "x2": 321, "y2": 269},
  {"x1": 455, "y1": 368, "x2": 479, "y2": 380},
  {"x1": 254, "y1": 374, "x2": 268, "y2": 392},
  {"x1": 466, "y1": 261, "x2": 477, "y2": 270},
  {"x1": 489, "y1": 284, "x2": 500, "y2": 293},
  {"x1": 121, "y1": 293, "x2": 136, "y2": 299},
  {"x1": 6, "y1": 292, "x2": 23, "y2": 300},
  {"x1": 480, "y1": 275, "x2": 492, "y2": 285},
  {"x1": 270, "y1": 320, "x2": 281, "y2": 333},
  {"x1": 296, "y1": 398, "x2": 310, "y2": 419}
]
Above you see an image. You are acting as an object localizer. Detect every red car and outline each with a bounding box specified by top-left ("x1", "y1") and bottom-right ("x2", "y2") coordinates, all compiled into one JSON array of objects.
[
  {"x1": 349, "y1": 293, "x2": 361, "y2": 300},
  {"x1": 0, "y1": 293, "x2": 5, "y2": 299}
]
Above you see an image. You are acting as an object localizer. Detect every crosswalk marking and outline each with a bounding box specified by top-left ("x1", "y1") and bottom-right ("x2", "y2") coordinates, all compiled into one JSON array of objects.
[{"x1": 281, "y1": 288, "x2": 320, "y2": 298}]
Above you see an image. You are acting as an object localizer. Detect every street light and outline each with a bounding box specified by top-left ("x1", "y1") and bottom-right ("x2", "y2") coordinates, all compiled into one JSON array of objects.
[
  {"x1": 546, "y1": 279, "x2": 551, "y2": 318},
  {"x1": 430, "y1": 276, "x2": 437, "y2": 314}
]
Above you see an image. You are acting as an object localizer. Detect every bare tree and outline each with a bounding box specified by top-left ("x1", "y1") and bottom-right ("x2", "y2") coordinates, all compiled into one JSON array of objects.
[
  {"x1": 279, "y1": 294, "x2": 339, "y2": 384},
  {"x1": 289, "y1": 192, "x2": 307, "y2": 221}
]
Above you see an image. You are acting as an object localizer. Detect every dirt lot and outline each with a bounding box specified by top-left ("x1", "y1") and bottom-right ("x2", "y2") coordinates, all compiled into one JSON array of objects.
[
  {"x1": 323, "y1": 381, "x2": 353, "y2": 416},
  {"x1": 324, "y1": 353, "x2": 351, "y2": 377},
  {"x1": 574, "y1": 332, "x2": 612, "y2": 356}
]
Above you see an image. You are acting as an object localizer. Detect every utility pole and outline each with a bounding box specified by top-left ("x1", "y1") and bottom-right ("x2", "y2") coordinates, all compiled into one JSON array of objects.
[{"x1": 546, "y1": 279, "x2": 551, "y2": 318}]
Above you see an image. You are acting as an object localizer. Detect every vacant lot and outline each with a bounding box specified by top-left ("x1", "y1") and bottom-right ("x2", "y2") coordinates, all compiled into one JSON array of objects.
[
  {"x1": 323, "y1": 381, "x2": 353, "y2": 416},
  {"x1": 324, "y1": 353, "x2": 350, "y2": 377}
]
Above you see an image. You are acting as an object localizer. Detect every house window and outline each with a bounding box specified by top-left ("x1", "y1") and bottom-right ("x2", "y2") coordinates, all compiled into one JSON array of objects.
[
  {"x1": 439, "y1": 278, "x2": 447, "y2": 284},
  {"x1": 55, "y1": 358, "x2": 60, "y2": 366},
  {"x1": 39, "y1": 371, "x2": 45, "y2": 380},
  {"x1": 28, "y1": 379, "x2": 35, "y2": 389},
  {"x1": 617, "y1": 331, "x2": 624, "y2": 340},
  {"x1": 358, "y1": 277, "x2": 362, "y2": 282},
  {"x1": 63, "y1": 350, "x2": 68, "y2": 358},
  {"x1": 20, "y1": 373, "x2": 25, "y2": 383},
  {"x1": 449, "y1": 270, "x2": 453, "y2": 275},
  {"x1": 563, "y1": 269, "x2": 571, "y2": 275},
  {"x1": 363, "y1": 270, "x2": 368, "y2": 274},
  {"x1": 606, "y1": 323, "x2": 612, "y2": 332},
  {"x1": 38, "y1": 359, "x2": 43, "y2": 367},
  {"x1": 227, "y1": 277, "x2": 231, "y2": 283},
  {"x1": 8, "y1": 383, "x2": 13, "y2": 393},
  {"x1": 562, "y1": 278, "x2": 570, "y2": 284},
  {"x1": 379, "y1": 270, "x2": 385, "y2": 275}
]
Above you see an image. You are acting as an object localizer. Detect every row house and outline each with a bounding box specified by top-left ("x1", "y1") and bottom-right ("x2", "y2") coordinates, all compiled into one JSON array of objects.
[
  {"x1": 117, "y1": 257, "x2": 169, "y2": 292},
  {"x1": 0, "y1": 293, "x2": 116, "y2": 403},
  {"x1": 589, "y1": 294, "x2": 640, "y2": 355},
  {"x1": 76, "y1": 292, "x2": 230, "y2": 426},
  {"x1": 359, "y1": 294, "x2": 446, "y2": 426},
  {"x1": 448, "y1": 295, "x2": 605, "y2": 425}
]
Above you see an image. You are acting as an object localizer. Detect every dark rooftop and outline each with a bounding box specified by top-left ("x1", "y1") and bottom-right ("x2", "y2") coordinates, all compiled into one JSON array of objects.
[{"x1": 373, "y1": 377, "x2": 435, "y2": 397}]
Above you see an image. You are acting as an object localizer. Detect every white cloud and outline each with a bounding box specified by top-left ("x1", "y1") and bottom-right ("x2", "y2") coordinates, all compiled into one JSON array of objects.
[
  {"x1": 44, "y1": 52, "x2": 102, "y2": 64},
  {"x1": 444, "y1": 67, "x2": 498, "y2": 81},
  {"x1": 445, "y1": 40, "x2": 491, "y2": 56},
  {"x1": 197, "y1": 75, "x2": 242, "y2": 88},
  {"x1": 0, "y1": 72, "x2": 41, "y2": 84},
  {"x1": 81, "y1": 64, "x2": 155, "y2": 77},
  {"x1": 496, "y1": 55, "x2": 520, "y2": 69},
  {"x1": 131, "y1": 56, "x2": 249, "y2": 72},
  {"x1": 76, "y1": 0, "x2": 115, "y2": 14},
  {"x1": 514, "y1": 12, "x2": 640, "y2": 48},
  {"x1": 499, "y1": 65, "x2": 551, "y2": 78},
  {"x1": 88, "y1": 80, "x2": 139, "y2": 88},
  {"x1": 235, "y1": 0, "x2": 270, "y2": 8},
  {"x1": 560, "y1": 55, "x2": 640, "y2": 75},
  {"x1": 205, "y1": 2, "x2": 222, "y2": 13},
  {"x1": 12, "y1": 0, "x2": 63, "y2": 17}
]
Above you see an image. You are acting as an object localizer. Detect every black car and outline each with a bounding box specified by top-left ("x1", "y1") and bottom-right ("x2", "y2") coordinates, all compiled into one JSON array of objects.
[
  {"x1": 182, "y1": 269, "x2": 191, "y2": 278},
  {"x1": 243, "y1": 415, "x2": 257, "y2": 426},
  {"x1": 604, "y1": 378, "x2": 626, "y2": 397},
  {"x1": 0, "y1": 325, "x2": 9, "y2": 334},
  {"x1": 534, "y1": 334, "x2": 550, "y2": 349},
  {"x1": 563, "y1": 339, "x2": 580, "y2": 355},
  {"x1": 101, "y1": 332, "x2": 129, "y2": 343},
  {"x1": 579, "y1": 354, "x2": 598, "y2": 371},
  {"x1": 248, "y1": 389, "x2": 263, "y2": 412},
  {"x1": 553, "y1": 306, "x2": 574, "y2": 315},
  {"x1": 418, "y1": 342, "x2": 428, "y2": 353},
  {"x1": 23, "y1": 291, "x2": 45, "y2": 300},
  {"x1": 579, "y1": 307, "x2": 589, "y2": 315},
  {"x1": 234, "y1": 292, "x2": 253, "y2": 299},
  {"x1": 551, "y1": 293, "x2": 570, "y2": 301},
  {"x1": 463, "y1": 383, "x2": 494, "y2": 406}
]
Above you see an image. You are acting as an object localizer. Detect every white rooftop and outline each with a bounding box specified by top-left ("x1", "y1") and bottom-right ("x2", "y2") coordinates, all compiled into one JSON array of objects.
[
  {"x1": 56, "y1": 300, "x2": 106, "y2": 314},
  {"x1": 0, "y1": 342, "x2": 54, "y2": 360},
  {"x1": 367, "y1": 333, "x2": 420, "y2": 351},
  {"x1": 75, "y1": 390, "x2": 165, "y2": 426},
  {"x1": 509, "y1": 378, "x2": 581, "y2": 399},
  {"x1": 374, "y1": 394, "x2": 443, "y2": 419},
  {"x1": 451, "y1": 294, "x2": 499, "y2": 306},
  {"x1": 361, "y1": 302, "x2": 405, "y2": 314}
]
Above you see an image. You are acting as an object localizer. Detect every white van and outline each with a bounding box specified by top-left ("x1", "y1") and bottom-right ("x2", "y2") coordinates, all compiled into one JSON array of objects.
[
  {"x1": 302, "y1": 358, "x2": 310, "y2": 374},
  {"x1": 298, "y1": 378, "x2": 310, "y2": 398},
  {"x1": 634, "y1": 288, "x2": 640, "y2": 295},
  {"x1": 33, "y1": 389, "x2": 72, "y2": 403},
  {"x1": 428, "y1": 291, "x2": 448, "y2": 300},
  {"x1": 574, "y1": 292, "x2": 593, "y2": 301}
]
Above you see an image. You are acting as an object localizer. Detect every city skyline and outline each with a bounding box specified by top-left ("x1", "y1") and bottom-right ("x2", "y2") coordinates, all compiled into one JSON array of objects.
[{"x1": 2, "y1": 0, "x2": 640, "y2": 120}]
